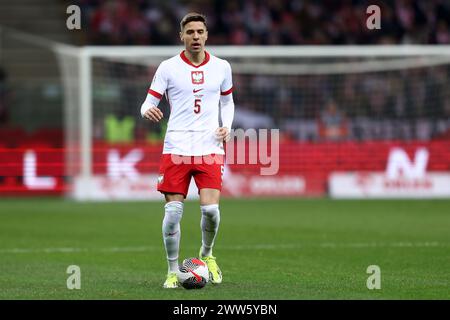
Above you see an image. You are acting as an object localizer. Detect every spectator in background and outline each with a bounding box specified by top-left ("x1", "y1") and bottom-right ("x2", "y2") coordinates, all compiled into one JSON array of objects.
[
  {"x1": 434, "y1": 20, "x2": 450, "y2": 44},
  {"x1": 125, "y1": 4, "x2": 150, "y2": 45},
  {"x1": 90, "y1": 0, "x2": 124, "y2": 44},
  {"x1": 78, "y1": 0, "x2": 450, "y2": 46},
  {"x1": 318, "y1": 99, "x2": 348, "y2": 141}
]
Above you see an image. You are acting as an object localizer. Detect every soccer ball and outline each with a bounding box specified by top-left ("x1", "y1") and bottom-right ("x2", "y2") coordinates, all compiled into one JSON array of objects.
[{"x1": 178, "y1": 257, "x2": 209, "y2": 289}]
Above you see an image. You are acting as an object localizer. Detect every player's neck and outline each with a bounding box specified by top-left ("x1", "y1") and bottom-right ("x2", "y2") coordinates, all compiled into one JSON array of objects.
[{"x1": 184, "y1": 50, "x2": 206, "y2": 66}]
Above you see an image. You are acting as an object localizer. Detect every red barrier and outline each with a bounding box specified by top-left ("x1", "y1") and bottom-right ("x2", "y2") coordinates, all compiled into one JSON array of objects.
[{"x1": 0, "y1": 140, "x2": 449, "y2": 196}]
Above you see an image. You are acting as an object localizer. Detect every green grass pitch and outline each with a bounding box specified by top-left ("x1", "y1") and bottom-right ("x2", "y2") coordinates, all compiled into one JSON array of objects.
[{"x1": 0, "y1": 198, "x2": 449, "y2": 299}]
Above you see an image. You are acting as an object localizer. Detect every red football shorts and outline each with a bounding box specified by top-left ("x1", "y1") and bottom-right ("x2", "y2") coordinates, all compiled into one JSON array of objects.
[{"x1": 157, "y1": 154, "x2": 224, "y2": 197}]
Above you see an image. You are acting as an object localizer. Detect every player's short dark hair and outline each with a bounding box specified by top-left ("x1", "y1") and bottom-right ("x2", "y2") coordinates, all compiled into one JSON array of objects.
[{"x1": 180, "y1": 12, "x2": 207, "y2": 31}]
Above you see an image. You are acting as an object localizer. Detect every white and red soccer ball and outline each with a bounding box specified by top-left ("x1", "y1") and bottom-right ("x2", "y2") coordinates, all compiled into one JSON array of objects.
[{"x1": 178, "y1": 257, "x2": 209, "y2": 289}]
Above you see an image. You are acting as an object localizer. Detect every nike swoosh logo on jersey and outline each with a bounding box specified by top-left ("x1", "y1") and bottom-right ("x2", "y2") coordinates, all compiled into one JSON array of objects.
[{"x1": 193, "y1": 88, "x2": 203, "y2": 93}]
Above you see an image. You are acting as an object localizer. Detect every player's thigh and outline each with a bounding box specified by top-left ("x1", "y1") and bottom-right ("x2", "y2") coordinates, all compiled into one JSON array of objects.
[
  {"x1": 157, "y1": 154, "x2": 192, "y2": 198},
  {"x1": 199, "y1": 188, "x2": 221, "y2": 205},
  {"x1": 193, "y1": 154, "x2": 223, "y2": 205},
  {"x1": 165, "y1": 193, "x2": 185, "y2": 203}
]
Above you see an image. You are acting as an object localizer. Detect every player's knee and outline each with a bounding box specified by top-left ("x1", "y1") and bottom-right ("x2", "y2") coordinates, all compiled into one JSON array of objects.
[
  {"x1": 201, "y1": 204, "x2": 220, "y2": 220},
  {"x1": 164, "y1": 201, "x2": 183, "y2": 229}
]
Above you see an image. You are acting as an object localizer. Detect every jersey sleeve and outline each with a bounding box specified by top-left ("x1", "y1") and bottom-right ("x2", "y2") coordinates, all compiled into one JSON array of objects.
[
  {"x1": 140, "y1": 61, "x2": 168, "y2": 117},
  {"x1": 148, "y1": 61, "x2": 168, "y2": 99},
  {"x1": 220, "y1": 61, "x2": 233, "y2": 95},
  {"x1": 219, "y1": 61, "x2": 235, "y2": 130}
]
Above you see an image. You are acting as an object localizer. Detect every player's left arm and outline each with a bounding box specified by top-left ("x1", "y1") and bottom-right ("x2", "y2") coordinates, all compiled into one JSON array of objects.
[{"x1": 217, "y1": 61, "x2": 234, "y2": 142}]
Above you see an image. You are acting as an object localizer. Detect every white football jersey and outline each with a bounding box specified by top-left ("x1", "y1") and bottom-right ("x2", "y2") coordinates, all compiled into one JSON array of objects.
[{"x1": 147, "y1": 51, "x2": 234, "y2": 156}]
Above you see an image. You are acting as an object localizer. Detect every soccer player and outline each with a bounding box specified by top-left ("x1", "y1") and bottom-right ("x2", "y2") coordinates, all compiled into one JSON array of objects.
[{"x1": 140, "y1": 13, "x2": 234, "y2": 288}]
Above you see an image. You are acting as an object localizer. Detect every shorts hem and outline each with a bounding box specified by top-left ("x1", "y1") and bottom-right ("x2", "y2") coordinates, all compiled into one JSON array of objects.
[
  {"x1": 157, "y1": 188, "x2": 188, "y2": 198},
  {"x1": 197, "y1": 186, "x2": 222, "y2": 193}
]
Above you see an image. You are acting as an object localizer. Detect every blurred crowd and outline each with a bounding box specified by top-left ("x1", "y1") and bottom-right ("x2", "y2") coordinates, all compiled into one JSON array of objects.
[
  {"x1": 75, "y1": 0, "x2": 450, "y2": 142},
  {"x1": 93, "y1": 59, "x2": 450, "y2": 142},
  {"x1": 235, "y1": 67, "x2": 450, "y2": 119},
  {"x1": 231, "y1": 65, "x2": 450, "y2": 140},
  {"x1": 76, "y1": 0, "x2": 450, "y2": 45}
]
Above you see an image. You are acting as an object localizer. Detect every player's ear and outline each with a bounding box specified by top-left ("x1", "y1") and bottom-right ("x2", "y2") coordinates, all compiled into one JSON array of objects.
[{"x1": 179, "y1": 31, "x2": 183, "y2": 42}]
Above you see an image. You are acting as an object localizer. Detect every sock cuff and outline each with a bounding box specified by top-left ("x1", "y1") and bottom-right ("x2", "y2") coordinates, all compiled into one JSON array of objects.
[
  {"x1": 165, "y1": 201, "x2": 184, "y2": 211},
  {"x1": 200, "y1": 204, "x2": 219, "y2": 215}
]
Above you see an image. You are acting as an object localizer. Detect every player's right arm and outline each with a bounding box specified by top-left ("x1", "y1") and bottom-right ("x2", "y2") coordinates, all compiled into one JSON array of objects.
[
  {"x1": 141, "y1": 96, "x2": 163, "y2": 122},
  {"x1": 140, "y1": 61, "x2": 168, "y2": 123}
]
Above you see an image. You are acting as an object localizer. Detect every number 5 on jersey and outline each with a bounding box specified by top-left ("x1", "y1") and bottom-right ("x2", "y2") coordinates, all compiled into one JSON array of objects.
[{"x1": 194, "y1": 99, "x2": 201, "y2": 114}]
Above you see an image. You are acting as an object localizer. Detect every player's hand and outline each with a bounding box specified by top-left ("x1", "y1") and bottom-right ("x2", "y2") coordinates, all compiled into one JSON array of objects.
[
  {"x1": 143, "y1": 107, "x2": 163, "y2": 122},
  {"x1": 215, "y1": 127, "x2": 231, "y2": 142}
]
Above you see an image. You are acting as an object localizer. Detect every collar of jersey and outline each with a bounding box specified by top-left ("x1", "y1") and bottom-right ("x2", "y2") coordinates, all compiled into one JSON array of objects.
[{"x1": 180, "y1": 50, "x2": 210, "y2": 68}]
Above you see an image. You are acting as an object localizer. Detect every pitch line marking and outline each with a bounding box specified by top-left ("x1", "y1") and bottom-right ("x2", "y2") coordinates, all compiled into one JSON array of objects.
[{"x1": 0, "y1": 242, "x2": 447, "y2": 254}]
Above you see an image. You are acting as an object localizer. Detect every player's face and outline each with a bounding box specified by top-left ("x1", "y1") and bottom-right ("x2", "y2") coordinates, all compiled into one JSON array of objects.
[{"x1": 180, "y1": 21, "x2": 208, "y2": 54}]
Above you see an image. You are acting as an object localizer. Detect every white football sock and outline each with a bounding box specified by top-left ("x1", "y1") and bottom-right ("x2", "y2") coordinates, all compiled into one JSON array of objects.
[
  {"x1": 162, "y1": 201, "x2": 183, "y2": 273},
  {"x1": 200, "y1": 204, "x2": 220, "y2": 257}
]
